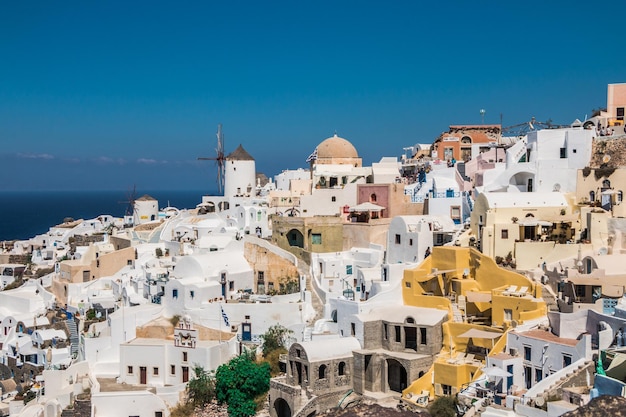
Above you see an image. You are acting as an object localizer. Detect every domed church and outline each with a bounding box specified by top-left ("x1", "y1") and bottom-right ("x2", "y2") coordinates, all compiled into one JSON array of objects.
[{"x1": 312, "y1": 133, "x2": 362, "y2": 167}]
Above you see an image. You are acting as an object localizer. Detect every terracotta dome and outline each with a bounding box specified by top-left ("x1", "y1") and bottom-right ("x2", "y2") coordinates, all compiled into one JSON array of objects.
[{"x1": 316, "y1": 134, "x2": 358, "y2": 159}]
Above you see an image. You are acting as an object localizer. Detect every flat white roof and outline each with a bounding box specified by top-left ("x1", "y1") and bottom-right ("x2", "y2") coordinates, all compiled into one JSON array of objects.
[
  {"x1": 297, "y1": 336, "x2": 360, "y2": 362},
  {"x1": 356, "y1": 305, "x2": 448, "y2": 326},
  {"x1": 481, "y1": 191, "x2": 567, "y2": 208}
]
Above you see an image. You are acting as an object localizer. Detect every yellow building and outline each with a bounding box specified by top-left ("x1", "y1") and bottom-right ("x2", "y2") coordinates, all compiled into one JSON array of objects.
[{"x1": 400, "y1": 246, "x2": 546, "y2": 406}]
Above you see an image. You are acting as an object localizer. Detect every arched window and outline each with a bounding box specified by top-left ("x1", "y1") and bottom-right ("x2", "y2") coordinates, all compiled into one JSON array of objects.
[
  {"x1": 338, "y1": 361, "x2": 346, "y2": 376},
  {"x1": 318, "y1": 364, "x2": 327, "y2": 379},
  {"x1": 603, "y1": 179, "x2": 611, "y2": 188},
  {"x1": 461, "y1": 136, "x2": 472, "y2": 144},
  {"x1": 405, "y1": 317, "x2": 415, "y2": 324},
  {"x1": 370, "y1": 193, "x2": 377, "y2": 202},
  {"x1": 618, "y1": 191, "x2": 623, "y2": 203}
]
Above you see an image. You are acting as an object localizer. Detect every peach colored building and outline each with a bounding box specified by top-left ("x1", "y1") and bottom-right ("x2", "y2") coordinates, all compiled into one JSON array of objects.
[
  {"x1": 53, "y1": 243, "x2": 135, "y2": 304},
  {"x1": 432, "y1": 125, "x2": 501, "y2": 163},
  {"x1": 607, "y1": 83, "x2": 626, "y2": 126}
]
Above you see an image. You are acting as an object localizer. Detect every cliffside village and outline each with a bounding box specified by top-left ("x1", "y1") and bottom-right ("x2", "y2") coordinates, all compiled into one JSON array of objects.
[{"x1": 2, "y1": 83, "x2": 626, "y2": 417}]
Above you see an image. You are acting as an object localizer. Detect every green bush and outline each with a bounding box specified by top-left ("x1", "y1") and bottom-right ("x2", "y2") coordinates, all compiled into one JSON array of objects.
[
  {"x1": 428, "y1": 395, "x2": 458, "y2": 417},
  {"x1": 260, "y1": 324, "x2": 292, "y2": 357},
  {"x1": 215, "y1": 351, "x2": 270, "y2": 417},
  {"x1": 187, "y1": 365, "x2": 216, "y2": 408}
]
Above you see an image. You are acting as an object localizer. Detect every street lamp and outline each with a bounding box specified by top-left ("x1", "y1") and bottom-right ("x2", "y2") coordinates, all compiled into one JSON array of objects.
[{"x1": 480, "y1": 109, "x2": 486, "y2": 125}]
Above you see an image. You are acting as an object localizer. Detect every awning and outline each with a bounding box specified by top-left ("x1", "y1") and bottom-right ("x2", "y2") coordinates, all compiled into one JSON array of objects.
[
  {"x1": 518, "y1": 220, "x2": 553, "y2": 227},
  {"x1": 458, "y1": 329, "x2": 502, "y2": 339},
  {"x1": 349, "y1": 202, "x2": 386, "y2": 212},
  {"x1": 482, "y1": 366, "x2": 512, "y2": 378}
]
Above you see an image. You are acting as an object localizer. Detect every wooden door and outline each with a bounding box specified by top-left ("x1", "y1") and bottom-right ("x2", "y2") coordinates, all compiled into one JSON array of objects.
[
  {"x1": 140, "y1": 366, "x2": 147, "y2": 384},
  {"x1": 182, "y1": 366, "x2": 189, "y2": 383}
]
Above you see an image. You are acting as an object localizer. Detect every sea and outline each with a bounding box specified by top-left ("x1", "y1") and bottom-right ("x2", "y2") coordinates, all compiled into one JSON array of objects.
[{"x1": 0, "y1": 190, "x2": 210, "y2": 241}]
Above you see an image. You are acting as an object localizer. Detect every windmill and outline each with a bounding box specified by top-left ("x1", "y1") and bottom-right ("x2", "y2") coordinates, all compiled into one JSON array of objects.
[
  {"x1": 118, "y1": 185, "x2": 138, "y2": 226},
  {"x1": 198, "y1": 124, "x2": 226, "y2": 195}
]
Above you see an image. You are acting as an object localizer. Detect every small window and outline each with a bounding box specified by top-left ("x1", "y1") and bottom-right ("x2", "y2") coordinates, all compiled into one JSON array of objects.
[
  {"x1": 535, "y1": 367, "x2": 542, "y2": 382},
  {"x1": 128, "y1": 366, "x2": 133, "y2": 374},
  {"x1": 563, "y1": 354, "x2": 572, "y2": 367},
  {"x1": 156, "y1": 412, "x2": 163, "y2": 417},
  {"x1": 346, "y1": 265, "x2": 353, "y2": 275},
  {"x1": 182, "y1": 352, "x2": 188, "y2": 362},
  {"x1": 395, "y1": 326, "x2": 401, "y2": 342},
  {"x1": 395, "y1": 234, "x2": 401, "y2": 244},
  {"x1": 312, "y1": 233, "x2": 322, "y2": 245},
  {"x1": 153, "y1": 367, "x2": 159, "y2": 376},
  {"x1": 172, "y1": 289, "x2": 178, "y2": 299},
  {"x1": 370, "y1": 193, "x2": 377, "y2": 202},
  {"x1": 319, "y1": 364, "x2": 327, "y2": 379},
  {"x1": 450, "y1": 206, "x2": 461, "y2": 219},
  {"x1": 560, "y1": 147, "x2": 567, "y2": 158},
  {"x1": 127, "y1": 259, "x2": 133, "y2": 266},
  {"x1": 442, "y1": 384, "x2": 452, "y2": 395},
  {"x1": 170, "y1": 365, "x2": 176, "y2": 375},
  {"x1": 405, "y1": 281, "x2": 411, "y2": 288},
  {"x1": 383, "y1": 323, "x2": 388, "y2": 340},
  {"x1": 331, "y1": 196, "x2": 336, "y2": 202},
  {"x1": 190, "y1": 291, "x2": 195, "y2": 299},
  {"x1": 229, "y1": 281, "x2": 234, "y2": 291},
  {"x1": 338, "y1": 361, "x2": 346, "y2": 376},
  {"x1": 501, "y1": 229, "x2": 509, "y2": 239},
  {"x1": 409, "y1": 238, "x2": 413, "y2": 246},
  {"x1": 351, "y1": 323, "x2": 356, "y2": 336},
  {"x1": 420, "y1": 327, "x2": 427, "y2": 345},
  {"x1": 524, "y1": 346, "x2": 532, "y2": 361}
]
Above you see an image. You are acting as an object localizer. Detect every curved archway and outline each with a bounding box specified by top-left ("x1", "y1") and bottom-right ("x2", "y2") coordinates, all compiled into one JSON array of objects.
[
  {"x1": 387, "y1": 359, "x2": 408, "y2": 392},
  {"x1": 274, "y1": 398, "x2": 292, "y2": 417},
  {"x1": 287, "y1": 229, "x2": 304, "y2": 248},
  {"x1": 510, "y1": 172, "x2": 535, "y2": 192}
]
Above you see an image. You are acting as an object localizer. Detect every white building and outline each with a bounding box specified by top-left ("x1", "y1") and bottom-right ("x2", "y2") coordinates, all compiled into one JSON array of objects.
[
  {"x1": 163, "y1": 251, "x2": 254, "y2": 314},
  {"x1": 477, "y1": 127, "x2": 594, "y2": 194},
  {"x1": 134, "y1": 195, "x2": 159, "y2": 225},
  {"x1": 310, "y1": 246, "x2": 383, "y2": 301},
  {"x1": 386, "y1": 215, "x2": 457, "y2": 264},
  {"x1": 224, "y1": 144, "x2": 256, "y2": 200}
]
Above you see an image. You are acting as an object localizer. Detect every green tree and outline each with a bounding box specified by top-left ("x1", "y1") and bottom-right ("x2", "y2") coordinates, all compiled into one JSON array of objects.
[
  {"x1": 215, "y1": 351, "x2": 270, "y2": 417},
  {"x1": 187, "y1": 365, "x2": 216, "y2": 408},
  {"x1": 428, "y1": 395, "x2": 458, "y2": 417},
  {"x1": 260, "y1": 324, "x2": 292, "y2": 357}
]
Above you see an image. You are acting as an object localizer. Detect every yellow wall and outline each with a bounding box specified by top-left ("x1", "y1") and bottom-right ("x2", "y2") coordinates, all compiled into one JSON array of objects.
[{"x1": 491, "y1": 294, "x2": 546, "y2": 327}]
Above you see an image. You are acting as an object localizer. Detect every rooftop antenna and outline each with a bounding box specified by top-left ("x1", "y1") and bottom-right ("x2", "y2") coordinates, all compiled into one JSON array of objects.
[{"x1": 198, "y1": 124, "x2": 226, "y2": 195}]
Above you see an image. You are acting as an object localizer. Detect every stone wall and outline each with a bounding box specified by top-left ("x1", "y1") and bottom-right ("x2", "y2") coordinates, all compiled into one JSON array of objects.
[{"x1": 244, "y1": 241, "x2": 299, "y2": 294}]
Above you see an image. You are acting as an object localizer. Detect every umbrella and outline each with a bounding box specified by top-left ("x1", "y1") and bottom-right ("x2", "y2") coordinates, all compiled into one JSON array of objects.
[{"x1": 483, "y1": 366, "x2": 512, "y2": 378}]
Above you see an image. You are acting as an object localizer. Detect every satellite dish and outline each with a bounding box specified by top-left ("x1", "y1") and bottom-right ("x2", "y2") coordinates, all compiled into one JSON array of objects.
[
  {"x1": 598, "y1": 247, "x2": 608, "y2": 256},
  {"x1": 553, "y1": 183, "x2": 561, "y2": 192},
  {"x1": 603, "y1": 154, "x2": 611, "y2": 163},
  {"x1": 535, "y1": 397, "x2": 545, "y2": 407},
  {"x1": 463, "y1": 268, "x2": 470, "y2": 277},
  {"x1": 510, "y1": 320, "x2": 518, "y2": 328}
]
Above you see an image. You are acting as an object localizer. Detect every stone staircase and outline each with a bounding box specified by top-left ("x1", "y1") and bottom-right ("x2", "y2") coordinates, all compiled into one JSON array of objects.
[
  {"x1": 66, "y1": 319, "x2": 80, "y2": 358},
  {"x1": 302, "y1": 327, "x2": 313, "y2": 342},
  {"x1": 299, "y1": 261, "x2": 324, "y2": 325},
  {"x1": 541, "y1": 284, "x2": 559, "y2": 312},
  {"x1": 451, "y1": 304, "x2": 464, "y2": 322}
]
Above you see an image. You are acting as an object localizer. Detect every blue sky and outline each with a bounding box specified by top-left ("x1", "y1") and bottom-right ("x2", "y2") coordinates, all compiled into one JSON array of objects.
[{"x1": 1, "y1": 1, "x2": 623, "y2": 192}]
